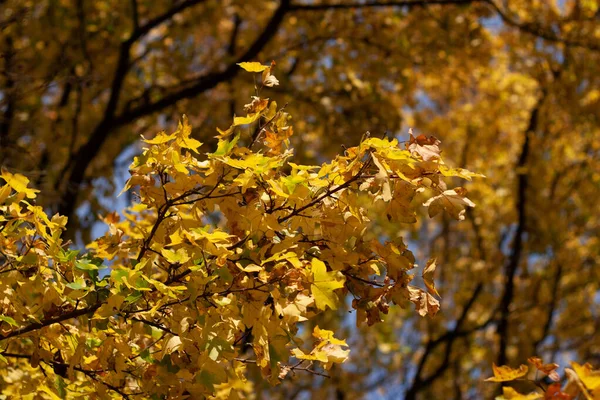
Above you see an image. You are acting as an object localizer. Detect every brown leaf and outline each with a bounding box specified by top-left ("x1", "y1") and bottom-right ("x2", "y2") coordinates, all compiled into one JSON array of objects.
[
  {"x1": 408, "y1": 285, "x2": 440, "y2": 317},
  {"x1": 423, "y1": 187, "x2": 476, "y2": 220},
  {"x1": 485, "y1": 363, "x2": 529, "y2": 382},
  {"x1": 407, "y1": 130, "x2": 442, "y2": 161},
  {"x1": 422, "y1": 259, "x2": 440, "y2": 297}
]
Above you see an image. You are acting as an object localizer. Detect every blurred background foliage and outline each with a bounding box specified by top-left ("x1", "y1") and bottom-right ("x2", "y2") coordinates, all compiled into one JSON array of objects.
[{"x1": 1, "y1": 0, "x2": 599, "y2": 398}]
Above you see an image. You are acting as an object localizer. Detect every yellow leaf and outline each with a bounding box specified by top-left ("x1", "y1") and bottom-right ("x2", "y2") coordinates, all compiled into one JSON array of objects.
[
  {"x1": 310, "y1": 258, "x2": 345, "y2": 310},
  {"x1": 237, "y1": 62, "x2": 269, "y2": 72},
  {"x1": 0, "y1": 169, "x2": 39, "y2": 199},
  {"x1": 313, "y1": 326, "x2": 347, "y2": 346},
  {"x1": 233, "y1": 112, "x2": 261, "y2": 126},
  {"x1": 175, "y1": 115, "x2": 202, "y2": 153},
  {"x1": 142, "y1": 130, "x2": 174, "y2": 144},
  {"x1": 0, "y1": 184, "x2": 11, "y2": 203},
  {"x1": 319, "y1": 343, "x2": 350, "y2": 368},
  {"x1": 497, "y1": 387, "x2": 542, "y2": 399},
  {"x1": 161, "y1": 248, "x2": 190, "y2": 264},
  {"x1": 573, "y1": 362, "x2": 600, "y2": 391},
  {"x1": 39, "y1": 385, "x2": 62, "y2": 400},
  {"x1": 485, "y1": 363, "x2": 529, "y2": 382},
  {"x1": 423, "y1": 188, "x2": 476, "y2": 221},
  {"x1": 439, "y1": 165, "x2": 485, "y2": 180},
  {"x1": 291, "y1": 348, "x2": 328, "y2": 363},
  {"x1": 216, "y1": 125, "x2": 235, "y2": 138},
  {"x1": 282, "y1": 294, "x2": 313, "y2": 322}
]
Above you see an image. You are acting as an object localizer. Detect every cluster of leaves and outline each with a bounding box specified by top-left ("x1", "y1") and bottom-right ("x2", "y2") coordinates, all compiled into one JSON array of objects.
[
  {"x1": 3, "y1": 1, "x2": 600, "y2": 398},
  {"x1": 486, "y1": 358, "x2": 600, "y2": 400},
  {"x1": 0, "y1": 64, "x2": 480, "y2": 398}
]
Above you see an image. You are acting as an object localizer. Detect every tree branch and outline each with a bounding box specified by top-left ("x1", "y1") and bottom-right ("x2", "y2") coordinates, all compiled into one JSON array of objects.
[
  {"x1": 278, "y1": 153, "x2": 372, "y2": 223},
  {"x1": 486, "y1": 0, "x2": 600, "y2": 52},
  {"x1": 1, "y1": 303, "x2": 101, "y2": 341},
  {"x1": 58, "y1": 0, "x2": 290, "y2": 222},
  {"x1": 114, "y1": 0, "x2": 291, "y2": 127},
  {"x1": 495, "y1": 94, "x2": 544, "y2": 367},
  {"x1": 0, "y1": 36, "x2": 15, "y2": 158},
  {"x1": 289, "y1": 0, "x2": 485, "y2": 11},
  {"x1": 532, "y1": 262, "x2": 563, "y2": 353}
]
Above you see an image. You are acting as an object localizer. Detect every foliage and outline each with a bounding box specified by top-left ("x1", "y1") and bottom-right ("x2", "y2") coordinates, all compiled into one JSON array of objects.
[
  {"x1": 2, "y1": 0, "x2": 600, "y2": 398},
  {"x1": 486, "y1": 358, "x2": 600, "y2": 400},
  {"x1": 0, "y1": 66, "x2": 478, "y2": 398}
]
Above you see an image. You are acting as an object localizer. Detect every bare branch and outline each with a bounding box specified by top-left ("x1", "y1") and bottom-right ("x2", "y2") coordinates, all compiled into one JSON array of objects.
[
  {"x1": 1, "y1": 303, "x2": 102, "y2": 341},
  {"x1": 486, "y1": 0, "x2": 600, "y2": 52},
  {"x1": 496, "y1": 93, "x2": 545, "y2": 366}
]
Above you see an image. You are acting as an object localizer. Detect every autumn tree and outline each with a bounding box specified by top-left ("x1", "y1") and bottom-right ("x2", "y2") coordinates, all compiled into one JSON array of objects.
[
  {"x1": 1, "y1": 0, "x2": 599, "y2": 398},
  {"x1": 0, "y1": 64, "x2": 483, "y2": 397}
]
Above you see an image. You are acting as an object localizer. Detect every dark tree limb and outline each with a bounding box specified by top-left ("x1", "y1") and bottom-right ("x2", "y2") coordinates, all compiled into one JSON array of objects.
[
  {"x1": 289, "y1": 0, "x2": 485, "y2": 11},
  {"x1": 404, "y1": 287, "x2": 493, "y2": 399},
  {"x1": 1, "y1": 303, "x2": 102, "y2": 341},
  {"x1": 0, "y1": 36, "x2": 15, "y2": 157},
  {"x1": 58, "y1": 0, "x2": 290, "y2": 223},
  {"x1": 495, "y1": 94, "x2": 545, "y2": 367},
  {"x1": 532, "y1": 262, "x2": 563, "y2": 353},
  {"x1": 486, "y1": 0, "x2": 600, "y2": 52},
  {"x1": 1, "y1": 352, "x2": 134, "y2": 399},
  {"x1": 404, "y1": 131, "x2": 491, "y2": 399}
]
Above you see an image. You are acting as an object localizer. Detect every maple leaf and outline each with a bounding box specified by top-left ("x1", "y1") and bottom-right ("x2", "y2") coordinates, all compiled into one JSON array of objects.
[
  {"x1": 142, "y1": 130, "x2": 175, "y2": 144},
  {"x1": 262, "y1": 66, "x2": 279, "y2": 87},
  {"x1": 545, "y1": 383, "x2": 573, "y2": 400},
  {"x1": 485, "y1": 363, "x2": 529, "y2": 382},
  {"x1": 175, "y1": 115, "x2": 202, "y2": 153},
  {"x1": 263, "y1": 74, "x2": 279, "y2": 87},
  {"x1": 0, "y1": 168, "x2": 39, "y2": 199},
  {"x1": 237, "y1": 62, "x2": 269, "y2": 72},
  {"x1": 407, "y1": 130, "x2": 442, "y2": 161},
  {"x1": 233, "y1": 113, "x2": 261, "y2": 126},
  {"x1": 290, "y1": 348, "x2": 328, "y2": 363},
  {"x1": 310, "y1": 258, "x2": 345, "y2": 311},
  {"x1": 528, "y1": 357, "x2": 560, "y2": 381},
  {"x1": 498, "y1": 387, "x2": 543, "y2": 400},
  {"x1": 422, "y1": 259, "x2": 440, "y2": 297},
  {"x1": 423, "y1": 187, "x2": 476, "y2": 220},
  {"x1": 292, "y1": 326, "x2": 350, "y2": 368},
  {"x1": 386, "y1": 180, "x2": 417, "y2": 223},
  {"x1": 243, "y1": 96, "x2": 270, "y2": 114},
  {"x1": 0, "y1": 184, "x2": 11, "y2": 204},
  {"x1": 408, "y1": 286, "x2": 440, "y2": 317},
  {"x1": 572, "y1": 362, "x2": 600, "y2": 394}
]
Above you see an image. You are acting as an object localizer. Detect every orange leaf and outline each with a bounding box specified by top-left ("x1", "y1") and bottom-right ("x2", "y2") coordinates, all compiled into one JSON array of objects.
[
  {"x1": 545, "y1": 383, "x2": 573, "y2": 400},
  {"x1": 528, "y1": 357, "x2": 560, "y2": 381},
  {"x1": 485, "y1": 363, "x2": 529, "y2": 382}
]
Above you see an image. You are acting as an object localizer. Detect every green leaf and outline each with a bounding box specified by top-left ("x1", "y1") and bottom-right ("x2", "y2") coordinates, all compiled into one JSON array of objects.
[
  {"x1": 66, "y1": 279, "x2": 87, "y2": 290},
  {"x1": 57, "y1": 249, "x2": 80, "y2": 263},
  {"x1": 75, "y1": 258, "x2": 105, "y2": 283},
  {"x1": 85, "y1": 338, "x2": 102, "y2": 348},
  {"x1": 125, "y1": 291, "x2": 143, "y2": 304},
  {"x1": 55, "y1": 376, "x2": 67, "y2": 399},
  {"x1": 139, "y1": 348, "x2": 154, "y2": 364},
  {"x1": 0, "y1": 315, "x2": 18, "y2": 327},
  {"x1": 211, "y1": 134, "x2": 240, "y2": 157},
  {"x1": 75, "y1": 257, "x2": 105, "y2": 271}
]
